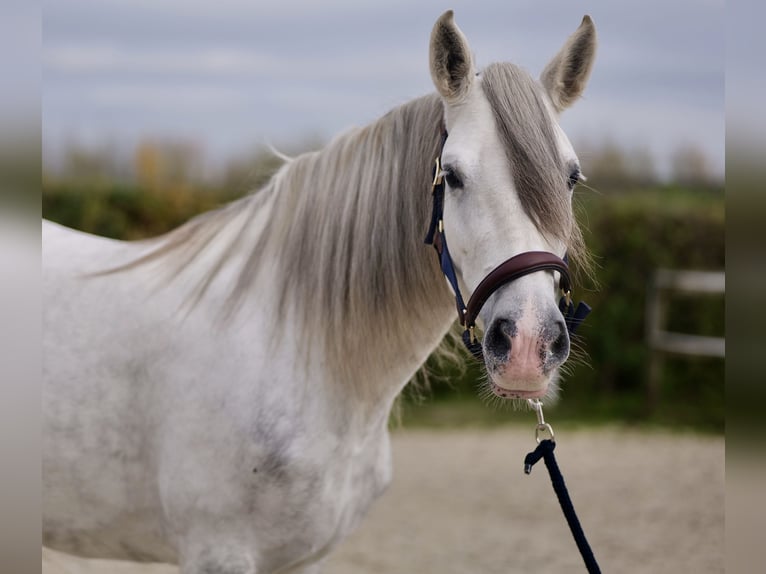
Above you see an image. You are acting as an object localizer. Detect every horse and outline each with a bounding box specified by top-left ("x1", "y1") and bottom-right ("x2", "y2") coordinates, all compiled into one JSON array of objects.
[{"x1": 42, "y1": 11, "x2": 597, "y2": 574}]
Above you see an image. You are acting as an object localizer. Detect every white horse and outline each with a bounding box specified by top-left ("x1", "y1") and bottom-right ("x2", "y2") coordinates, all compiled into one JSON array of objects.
[{"x1": 43, "y1": 11, "x2": 596, "y2": 574}]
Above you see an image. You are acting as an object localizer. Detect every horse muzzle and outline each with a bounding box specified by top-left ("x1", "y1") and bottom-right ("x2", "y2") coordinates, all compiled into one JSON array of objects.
[{"x1": 482, "y1": 312, "x2": 569, "y2": 398}]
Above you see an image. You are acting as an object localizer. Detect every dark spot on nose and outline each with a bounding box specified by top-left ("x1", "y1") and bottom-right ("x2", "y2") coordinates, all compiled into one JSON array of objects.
[{"x1": 485, "y1": 318, "x2": 516, "y2": 359}]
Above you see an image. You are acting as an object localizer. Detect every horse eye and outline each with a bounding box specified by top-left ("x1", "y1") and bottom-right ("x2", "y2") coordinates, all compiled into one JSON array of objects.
[
  {"x1": 444, "y1": 169, "x2": 464, "y2": 189},
  {"x1": 567, "y1": 169, "x2": 581, "y2": 190}
]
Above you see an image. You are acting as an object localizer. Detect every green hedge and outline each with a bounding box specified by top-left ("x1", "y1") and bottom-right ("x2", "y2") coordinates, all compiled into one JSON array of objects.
[
  {"x1": 42, "y1": 182, "x2": 240, "y2": 240},
  {"x1": 579, "y1": 190, "x2": 723, "y2": 371},
  {"x1": 42, "y1": 182, "x2": 725, "y2": 431},
  {"x1": 567, "y1": 188, "x2": 723, "y2": 427}
]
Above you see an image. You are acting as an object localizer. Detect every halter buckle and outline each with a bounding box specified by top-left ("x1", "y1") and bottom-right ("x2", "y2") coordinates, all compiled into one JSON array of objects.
[
  {"x1": 564, "y1": 289, "x2": 572, "y2": 308},
  {"x1": 432, "y1": 157, "x2": 443, "y2": 187},
  {"x1": 461, "y1": 309, "x2": 477, "y2": 344}
]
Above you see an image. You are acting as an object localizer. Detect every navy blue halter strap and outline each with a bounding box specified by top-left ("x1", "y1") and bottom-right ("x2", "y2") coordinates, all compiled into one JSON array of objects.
[{"x1": 424, "y1": 130, "x2": 591, "y2": 359}]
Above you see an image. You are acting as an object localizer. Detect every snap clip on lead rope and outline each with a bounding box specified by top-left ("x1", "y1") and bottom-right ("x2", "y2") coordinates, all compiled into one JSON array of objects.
[{"x1": 522, "y1": 399, "x2": 602, "y2": 574}]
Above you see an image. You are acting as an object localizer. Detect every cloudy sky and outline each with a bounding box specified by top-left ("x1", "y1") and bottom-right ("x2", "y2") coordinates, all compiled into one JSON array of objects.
[{"x1": 42, "y1": 0, "x2": 724, "y2": 179}]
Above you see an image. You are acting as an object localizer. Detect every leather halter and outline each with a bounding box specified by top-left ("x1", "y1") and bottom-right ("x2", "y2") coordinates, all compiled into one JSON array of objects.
[{"x1": 424, "y1": 131, "x2": 591, "y2": 360}]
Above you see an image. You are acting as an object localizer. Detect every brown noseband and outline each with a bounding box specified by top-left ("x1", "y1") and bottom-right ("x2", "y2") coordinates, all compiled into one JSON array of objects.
[{"x1": 463, "y1": 251, "x2": 571, "y2": 331}]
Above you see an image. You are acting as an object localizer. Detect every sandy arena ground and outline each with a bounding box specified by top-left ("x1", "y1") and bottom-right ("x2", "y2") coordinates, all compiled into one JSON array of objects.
[{"x1": 43, "y1": 427, "x2": 724, "y2": 573}]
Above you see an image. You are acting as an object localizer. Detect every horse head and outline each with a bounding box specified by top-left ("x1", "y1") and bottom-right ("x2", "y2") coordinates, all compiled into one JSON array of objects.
[{"x1": 428, "y1": 11, "x2": 596, "y2": 400}]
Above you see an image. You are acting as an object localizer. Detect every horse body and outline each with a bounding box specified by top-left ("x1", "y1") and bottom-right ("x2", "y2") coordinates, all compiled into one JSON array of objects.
[
  {"x1": 42, "y1": 11, "x2": 596, "y2": 574},
  {"x1": 43, "y1": 213, "x2": 445, "y2": 571}
]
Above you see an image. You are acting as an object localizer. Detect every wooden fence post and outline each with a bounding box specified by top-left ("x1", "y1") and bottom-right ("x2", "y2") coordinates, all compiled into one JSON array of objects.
[{"x1": 645, "y1": 269, "x2": 725, "y2": 411}]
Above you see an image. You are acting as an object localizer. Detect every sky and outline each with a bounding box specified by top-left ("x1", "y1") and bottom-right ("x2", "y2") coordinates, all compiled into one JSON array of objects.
[{"x1": 42, "y1": 0, "x2": 725, "y2": 179}]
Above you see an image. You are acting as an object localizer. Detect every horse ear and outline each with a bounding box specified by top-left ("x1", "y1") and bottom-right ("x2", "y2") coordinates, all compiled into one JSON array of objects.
[
  {"x1": 540, "y1": 15, "x2": 597, "y2": 113},
  {"x1": 429, "y1": 10, "x2": 475, "y2": 104}
]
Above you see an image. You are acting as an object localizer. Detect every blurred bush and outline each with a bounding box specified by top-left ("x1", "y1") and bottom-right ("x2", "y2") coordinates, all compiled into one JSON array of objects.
[
  {"x1": 42, "y1": 182, "x2": 240, "y2": 240},
  {"x1": 567, "y1": 187, "x2": 724, "y2": 429}
]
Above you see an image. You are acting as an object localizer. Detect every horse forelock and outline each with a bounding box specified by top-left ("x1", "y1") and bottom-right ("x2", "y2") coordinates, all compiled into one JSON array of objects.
[{"x1": 480, "y1": 63, "x2": 588, "y2": 269}]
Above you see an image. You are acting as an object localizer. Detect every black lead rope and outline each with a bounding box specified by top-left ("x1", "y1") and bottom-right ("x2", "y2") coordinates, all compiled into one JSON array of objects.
[{"x1": 524, "y1": 402, "x2": 601, "y2": 574}]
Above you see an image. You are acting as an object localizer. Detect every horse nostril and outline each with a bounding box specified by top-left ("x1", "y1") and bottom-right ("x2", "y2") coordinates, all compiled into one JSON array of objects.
[
  {"x1": 548, "y1": 320, "x2": 569, "y2": 361},
  {"x1": 485, "y1": 318, "x2": 515, "y2": 358}
]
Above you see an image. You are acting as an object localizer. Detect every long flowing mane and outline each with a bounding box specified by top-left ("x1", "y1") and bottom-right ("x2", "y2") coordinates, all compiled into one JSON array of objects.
[
  {"x1": 249, "y1": 93, "x2": 455, "y2": 379},
  {"x1": 109, "y1": 63, "x2": 589, "y2": 383},
  {"x1": 114, "y1": 93, "x2": 454, "y2": 382}
]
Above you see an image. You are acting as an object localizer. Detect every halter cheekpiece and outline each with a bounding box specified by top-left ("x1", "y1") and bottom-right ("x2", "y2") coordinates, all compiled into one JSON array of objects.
[{"x1": 424, "y1": 130, "x2": 591, "y2": 360}]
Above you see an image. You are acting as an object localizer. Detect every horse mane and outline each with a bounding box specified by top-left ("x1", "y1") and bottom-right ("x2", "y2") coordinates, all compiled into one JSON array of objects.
[
  {"x1": 242, "y1": 93, "x2": 456, "y2": 380},
  {"x1": 113, "y1": 93, "x2": 455, "y2": 383},
  {"x1": 110, "y1": 64, "x2": 590, "y2": 384}
]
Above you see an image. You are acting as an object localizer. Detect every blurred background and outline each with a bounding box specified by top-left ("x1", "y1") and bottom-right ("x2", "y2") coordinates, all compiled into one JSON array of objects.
[{"x1": 42, "y1": 0, "x2": 725, "y2": 433}]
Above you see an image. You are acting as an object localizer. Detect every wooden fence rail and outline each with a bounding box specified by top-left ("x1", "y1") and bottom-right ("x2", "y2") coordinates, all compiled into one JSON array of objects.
[{"x1": 645, "y1": 269, "x2": 725, "y2": 409}]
